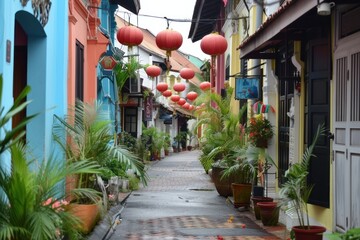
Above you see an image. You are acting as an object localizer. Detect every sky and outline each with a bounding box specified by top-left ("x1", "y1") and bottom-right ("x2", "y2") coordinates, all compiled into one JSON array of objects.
[{"x1": 116, "y1": 0, "x2": 209, "y2": 60}]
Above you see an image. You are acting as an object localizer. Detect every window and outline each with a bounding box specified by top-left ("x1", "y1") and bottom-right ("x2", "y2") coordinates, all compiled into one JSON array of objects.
[
  {"x1": 75, "y1": 40, "x2": 84, "y2": 101},
  {"x1": 124, "y1": 107, "x2": 138, "y2": 137},
  {"x1": 338, "y1": 5, "x2": 360, "y2": 39}
]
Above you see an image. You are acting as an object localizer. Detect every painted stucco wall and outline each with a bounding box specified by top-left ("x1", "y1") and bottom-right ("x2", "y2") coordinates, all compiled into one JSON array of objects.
[
  {"x1": 0, "y1": 0, "x2": 68, "y2": 162},
  {"x1": 68, "y1": 0, "x2": 108, "y2": 107}
]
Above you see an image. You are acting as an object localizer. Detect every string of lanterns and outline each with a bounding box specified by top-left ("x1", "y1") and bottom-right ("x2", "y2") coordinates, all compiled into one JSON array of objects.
[{"x1": 116, "y1": 22, "x2": 228, "y2": 114}]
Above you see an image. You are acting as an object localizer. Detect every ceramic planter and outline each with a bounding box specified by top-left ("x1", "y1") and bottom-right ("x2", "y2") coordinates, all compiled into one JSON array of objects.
[
  {"x1": 292, "y1": 225, "x2": 326, "y2": 240},
  {"x1": 257, "y1": 201, "x2": 279, "y2": 226},
  {"x1": 211, "y1": 165, "x2": 233, "y2": 197},
  {"x1": 67, "y1": 203, "x2": 100, "y2": 234},
  {"x1": 231, "y1": 183, "x2": 252, "y2": 208},
  {"x1": 251, "y1": 196, "x2": 273, "y2": 220}
]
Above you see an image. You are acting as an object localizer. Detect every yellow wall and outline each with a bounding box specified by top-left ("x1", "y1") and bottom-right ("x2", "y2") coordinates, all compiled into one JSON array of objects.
[{"x1": 230, "y1": 33, "x2": 240, "y2": 114}]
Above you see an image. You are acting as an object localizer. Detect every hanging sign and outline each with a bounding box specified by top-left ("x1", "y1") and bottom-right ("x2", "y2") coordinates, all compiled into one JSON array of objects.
[
  {"x1": 235, "y1": 78, "x2": 259, "y2": 100},
  {"x1": 144, "y1": 96, "x2": 153, "y2": 121}
]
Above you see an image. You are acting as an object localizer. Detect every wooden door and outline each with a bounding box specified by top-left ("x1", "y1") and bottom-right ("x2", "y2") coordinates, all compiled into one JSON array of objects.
[
  {"x1": 306, "y1": 39, "x2": 330, "y2": 208},
  {"x1": 333, "y1": 41, "x2": 360, "y2": 232}
]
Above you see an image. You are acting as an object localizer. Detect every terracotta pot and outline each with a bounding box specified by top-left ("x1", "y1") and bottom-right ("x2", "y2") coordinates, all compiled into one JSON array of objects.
[
  {"x1": 231, "y1": 183, "x2": 252, "y2": 208},
  {"x1": 211, "y1": 165, "x2": 233, "y2": 197},
  {"x1": 292, "y1": 225, "x2": 326, "y2": 240},
  {"x1": 67, "y1": 203, "x2": 100, "y2": 234},
  {"x1": 257, "y1": 201, "x2": 279, "y2": 226},
  {"x1": 251, "y1": 196, "x2": 273, "y2": 220}
]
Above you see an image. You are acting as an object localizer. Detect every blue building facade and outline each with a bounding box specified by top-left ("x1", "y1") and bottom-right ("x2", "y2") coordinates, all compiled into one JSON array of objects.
[{"x1": 0, "y1": 0, "x2": 68, "y2": 163}]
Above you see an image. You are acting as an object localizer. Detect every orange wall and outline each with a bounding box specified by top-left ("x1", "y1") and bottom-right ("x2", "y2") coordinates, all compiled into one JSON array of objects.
[{"x1": 68, "y1": 0, "x2": 108, "y2": 107}]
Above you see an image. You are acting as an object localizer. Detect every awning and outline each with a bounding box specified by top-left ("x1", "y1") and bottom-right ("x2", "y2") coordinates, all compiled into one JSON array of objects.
[
  {"x1": 188, "y1": 0, "x2": 223, "y2": 42},
  {"x1": 238, "y1": 0, "x2": 360, "y2": 59},
  {"x1": 238, "y1": 0, "x2": 315, "y2": 59},
  {"x1": 111, "y1": 0, "x2": 140, "y2": 14}
]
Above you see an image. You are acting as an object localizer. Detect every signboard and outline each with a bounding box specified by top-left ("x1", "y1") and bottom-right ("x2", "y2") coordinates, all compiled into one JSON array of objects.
[
  {"x1": 100, "y1": 55, "x2": 117, "y2": 70},
  {"x1": 235, "y1": 78, "x2": 259, "y2": 99},
  {"x1": 144, "y1": 96, "x2": 153, "y2": 121}
]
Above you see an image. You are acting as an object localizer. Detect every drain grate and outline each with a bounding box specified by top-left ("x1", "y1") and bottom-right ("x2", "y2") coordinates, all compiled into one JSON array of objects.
[{"x1": 188, "y1": 188, "x2": 214, "y2": 191}]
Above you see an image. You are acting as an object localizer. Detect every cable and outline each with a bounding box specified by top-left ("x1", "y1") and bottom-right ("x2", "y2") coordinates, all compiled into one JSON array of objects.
[{"x1": 115, "y1": 10, "x2": 249, "y2": 25}]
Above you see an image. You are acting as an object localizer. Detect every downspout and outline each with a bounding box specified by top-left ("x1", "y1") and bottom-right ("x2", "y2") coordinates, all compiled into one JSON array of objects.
[{"x1": 254, "y1": 0, "x2": 263, "y2": 79}]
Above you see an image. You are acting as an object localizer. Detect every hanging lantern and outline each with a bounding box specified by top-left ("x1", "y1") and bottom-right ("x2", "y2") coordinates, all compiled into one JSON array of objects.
[
  {"x1": 201, "y1": 33, "x2": 227, "y2": 89},
  {"x1": 182, "y1": 102, "x2": 190, "y2": 109},
  {"x1": 116, "y1": 25, "x2": 143, "y2": 47},
  {"x1": 180, "y1": 68, "x2": 195, "y2": 82},
  {"x1": 177, "y1": 98, "x2": 186, "y2": 106},
  {"x1": 200, "y1": 81, "x2": 211, "y2": 91},
  {"x1": 156, "y1": 29, "x2": 183, "y2": 57},
  {"x1": 156, "y1": 82, "x2": 168, "y2": 92},
  {"x1": 188, "y1": 105, "x2": 195, "y2": 111},
  {"x1": 200, "y1": 33, "x2": 227, "y2": 56},
  {"x1": 162, "y1": 89, "x2": 172, "y2": 97},
  {"x1": 170, "y1": 95, "x2": 180, "y2": 102},
  {"x1": 186, "y1": 91, "x2": 198, "y2": 101},
  {"x1": 173, "y1": 82, "x2": 186, "y2": 92},
  {"x1": 146, "y1": 65, "x2": 162, "y2": 78}
]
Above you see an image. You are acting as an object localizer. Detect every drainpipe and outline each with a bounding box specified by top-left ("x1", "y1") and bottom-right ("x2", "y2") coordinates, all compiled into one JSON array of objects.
[{"x1": 254, "y1": 0, "x2": 263, "y2": 78}]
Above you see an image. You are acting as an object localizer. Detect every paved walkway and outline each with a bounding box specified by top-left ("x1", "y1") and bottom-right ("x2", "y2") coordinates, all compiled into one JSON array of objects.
[{"x1": 89, "y1": 150, "x2": 289, "y2": 240}]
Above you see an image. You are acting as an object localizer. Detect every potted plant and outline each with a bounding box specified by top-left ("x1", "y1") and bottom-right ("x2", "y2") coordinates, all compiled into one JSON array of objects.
[
  {"x1": 0, "y1": 74, "x2": 103, "y2": 238},
  {"x1": 279, "y1": 123, "x2": 326, "y2": 240},
  {"x1": 221, "y1": 146, "x2": 254, "y2": 208},
  {"x1": 194, "y1": 87, "x2": 248, "y2": 197},
  {"x1": 245, "y1": 146, "x2": 277, "y2": 219},
  {"x1": 246, "y1": 114, "x2": 274, "y2": 149},
  {"x1": 53, "y1": 100, "x2": 148, "y2": 233}
]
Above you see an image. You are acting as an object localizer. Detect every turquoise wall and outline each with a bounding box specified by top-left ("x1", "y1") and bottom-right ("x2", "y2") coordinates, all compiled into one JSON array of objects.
[{"x1": 0, "y1": 1, "x2": 68, "y2": 163}]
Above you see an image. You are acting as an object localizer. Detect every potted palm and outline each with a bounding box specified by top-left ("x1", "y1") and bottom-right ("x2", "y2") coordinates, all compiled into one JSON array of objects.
[
  {"x1": 194, "y1": 87, "x2": 248, "y2": 197},
  {"x1": 53, "y1": 100, "x2": 148, "y2": 233},
  {"x1": 245, "y1": 146, "x2": 277, "y2": 220},
  {"x1": 279, "y1": 123, "x2": 326, "y2": 240},
  {"x1": 221, "y1": 148, "x2": 254, "y2": 208}
]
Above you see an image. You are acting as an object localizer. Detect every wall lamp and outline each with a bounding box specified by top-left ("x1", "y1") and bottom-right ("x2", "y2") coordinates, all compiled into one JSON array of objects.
[{"x1": 317, "y1": 0, "x2": 335, "y2": 16}]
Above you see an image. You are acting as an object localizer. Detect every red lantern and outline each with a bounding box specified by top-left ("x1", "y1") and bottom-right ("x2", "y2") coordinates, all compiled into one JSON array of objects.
[
  {"x1": 186, "y1": 91, "x2": 198, "y2": 101},
  {"x1": 200, "y1": 82, "x2": 211, "y2": 91},
  {"x1": 156, "y1": 29, "x2": 183, "y2": 57},
  {"x1": 116, "y1": 25, "x2": 143, "y2": 47},
  {"x1": 173, "y1": 83, "x2": 186, "y2": 92},
  {"x1": 170, "y1": 95, "x2": 180, "y2": 102},
  {"x1": 188, "y1": 105, "x2": 195, "y2": 111},
  {"x1": 180, "y1": 68, "x2": 195, "y2": 81},
  {"x1": 182, "y1": 102, "x2": 190, "y2": 109},
  {"x1": 146, "y1": 65, "x2": 161, "y2": 78},
  {"x1": 156, "y1": 82, "x2": 168, "y2": 92},
  {"x1": 162, "y1": 90, "x2": 172, "y2": 97},
  {"x1": 200, "y1": 33, "x2": 227, "y2": 56},
  {"x1": 177, "y1": 98, "x2": 186, "y2": 106}
]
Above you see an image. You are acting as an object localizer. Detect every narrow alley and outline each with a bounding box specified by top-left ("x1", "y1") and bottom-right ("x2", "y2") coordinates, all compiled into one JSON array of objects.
[{"x1": 89, "y1": 150, "x2": 288, "y2": 240}]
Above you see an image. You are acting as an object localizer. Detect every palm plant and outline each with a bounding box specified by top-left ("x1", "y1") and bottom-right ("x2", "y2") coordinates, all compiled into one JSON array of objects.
[
  {"x1": 0, "y1": 142, "x2": 102, "y2": 240},
  {"x1": 279, "y1": 123, "x2": 326, "y2": 229},
  {"x1": 52, "y1": 100, "x2": 148, "y2": 203},
  {"x1": 195, "y1": 87, "x2": 247, "y2": 171},
  {"x1": 0, "y1": 74, "x2": 37, "y2": 154}
]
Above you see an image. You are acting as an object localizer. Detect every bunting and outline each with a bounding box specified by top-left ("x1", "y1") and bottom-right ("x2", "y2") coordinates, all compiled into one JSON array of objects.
[{"x1": 253, "y1": 101, "x2": 275, "y2": 114}]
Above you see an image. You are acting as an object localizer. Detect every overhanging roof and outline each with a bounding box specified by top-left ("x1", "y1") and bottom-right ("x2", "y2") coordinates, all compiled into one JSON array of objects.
[
  {"x1": 238, "y1": 0, "x2": 317, "y2": 59},
  {"x1": 188, "y1": 0, "x2": 223, "y2": 42},
  {"x1": 111, "y1": 0, "x2": 140, "y2": 14},
  {"x1": 238, "y1": 0, "x2": 360, "y2": 59}
]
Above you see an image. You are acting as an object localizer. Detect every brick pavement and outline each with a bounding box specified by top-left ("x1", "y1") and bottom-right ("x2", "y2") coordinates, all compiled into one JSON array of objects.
[{"x1": 89, "y1": 150, "x2": 290, "y2": 240}]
